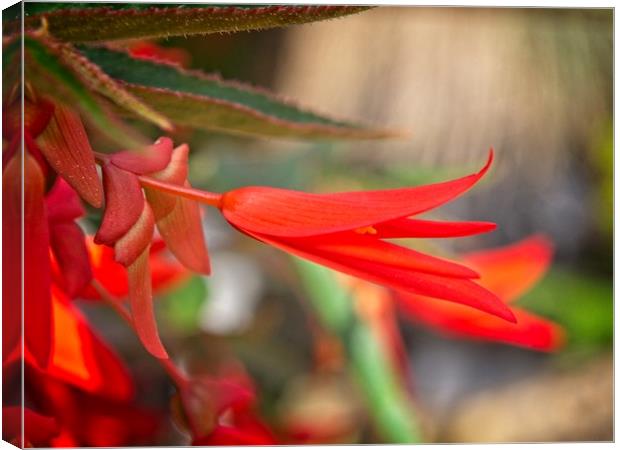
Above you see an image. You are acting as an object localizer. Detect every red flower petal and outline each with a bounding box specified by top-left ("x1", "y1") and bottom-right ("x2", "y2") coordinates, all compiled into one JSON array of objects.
[
  {"x1": 110, "y1": 137, "x2": 173, "y2": 174},
  {"x1": 247, "y1": 230, "x2": 515, "y2": 322},
  {"x1": 374, "y1": 217, "x2": 496, "y2": 238},
  {"x1": 144, "y1": 144, "x2": 189, "y2": 218},
  {"x1": 46, "y1": 177, "x2": 85, "y2": 223},
  {"x1": 291, "y1": 233, "x2": 479, "y2": 278},
  {"x1": 94, "y1": 163, "x2": 144, "y2": 245},
  {"x1": 43, "y1": 288, "x2": 134, "y2": 400},
  {"x1": 35, "y1": 103, "x2": 103, "y2": 207},
  {"x1": 80, "y1": 238, "x2": 188, "y2": 299},
  {"x1": 145, "y1": 144, "x2": 210, "y2": 274},
  {"x1": 23, "y1": 153, "x2": 53, "y2": 368},
  {"x1": 127, "y1": 247, "x2": 168, "y2": 359},
  {"x1": 114, "y1": 202, "x2": 155, "y2": 267},
  {"x1": 3, "y1": 407, "x2": 59, "y2": 447},
  {"x1": 49, "y1": 222, "x2": 93, "y2": 297},
  {"x1": 396, "y1": 292, "x2": 565, "y2": 351},
  {"x1": 3, "y1": 155, "x2": 23, "y2": 363},
  {"x1": 462, "y1": 234, "x2": 553, "y2": 303},
  {"x1": 221, "y1": 149, "x2": 493, "y2": 237}
]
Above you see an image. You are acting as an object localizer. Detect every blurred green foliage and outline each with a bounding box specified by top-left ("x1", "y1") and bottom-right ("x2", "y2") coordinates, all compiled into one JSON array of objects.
[
  {"x1": 159, "y1": 275, "x2": 208, "y2": 334},
  {"x1": 517, "y1": 268, "x2": 612, "y2": 352}
]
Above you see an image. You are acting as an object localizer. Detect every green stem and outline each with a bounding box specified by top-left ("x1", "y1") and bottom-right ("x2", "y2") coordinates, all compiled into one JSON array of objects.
[{"x1": 292, "y1": 258, "x2": 423, "y2": 443}]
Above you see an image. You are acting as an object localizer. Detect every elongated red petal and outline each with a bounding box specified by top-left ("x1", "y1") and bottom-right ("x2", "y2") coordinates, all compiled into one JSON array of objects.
[
  {"x1": 396, "y1": 292, "x2": 565, "y2": 351},
  {"x1": 296, "y1": 233, "x2": 478, "y2": 278},
  {"x1": 374, "y1": 218, "x2": 496, "y2": 239},
  {"x1": 49, "y1": 222, "x2": 93, "y2": 297},
  {"x1": 145, "y1": 144, "x2": 210, "y2": 274},
  {"x1": 246, "y1": 230, "x2": 515, "y2": 322},
  {"x1": 23, "y1": 153, "x2": 54, "y2": 368},
  {"x1": 94, "y1": 163, "x2": 144, "y2": 245},
  {"x1": 46, "y1": 178, "x2": 84, "y2": 223},
  {"x1": 127, "y1": 247, "x2": 168, "y2": 359},
  {"x1": 153, "y1": 192, "x2": 211, "y2": 274},
  {"x1": 110, "y1": 137, "x2": 173, "y2": 174},
  {"x1": 114, "y1": 202, "x2": 155, "y2": 267},
  {"x1": 35, "y1": 103, "x2": 103, "y2": 207},
  {"x1": 222, "y1": 150, "x2": 493, "y2": 237},
  {"x1": 462, "y1": 235, "x2": 553, "y2": 304}
]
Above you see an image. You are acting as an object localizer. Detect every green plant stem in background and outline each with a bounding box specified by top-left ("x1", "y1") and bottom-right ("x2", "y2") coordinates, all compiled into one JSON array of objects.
[{"x1": 292, "y1": 257, "x2": 422, "y2": 443}]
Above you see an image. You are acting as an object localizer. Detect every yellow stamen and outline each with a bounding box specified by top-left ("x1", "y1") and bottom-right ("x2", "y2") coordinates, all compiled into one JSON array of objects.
[{"x1": 354, "y1": 226, "x2": 377, "y2": 235}]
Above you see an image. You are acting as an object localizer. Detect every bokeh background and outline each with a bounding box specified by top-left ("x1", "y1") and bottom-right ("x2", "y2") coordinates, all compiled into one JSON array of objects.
[{"x1": 82, "y1": 7, "x2": 613, "y2": 443}]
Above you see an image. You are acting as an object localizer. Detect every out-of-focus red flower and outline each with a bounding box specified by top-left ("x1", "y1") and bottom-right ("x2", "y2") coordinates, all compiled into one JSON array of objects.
[
  {"x1": 217, "y1": 150, "x2": 514, "y2": 322},
  {"x1": 24, "y1": 286, "x2": 134, "y2": 401},
  {"x1": 79, "y1": 236, "x2": 190, "y2": 300},
  {"x1": 25, "y1": 375, "x2": 161, "y2": 448},
  {"x1": 174, "y1": 365, "x2": 276, "y2": 445},
  {"x1": 396, "y1": 235, "x2": 566, "y2": 351},
  {"x1": 3, "y1": 406, "x2": 59, "y2": 447}
]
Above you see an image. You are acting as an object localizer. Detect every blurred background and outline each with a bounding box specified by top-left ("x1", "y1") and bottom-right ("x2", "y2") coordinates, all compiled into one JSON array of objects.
[{"x1": 82, "y1": 7, "x2": 613, "y2": 444}]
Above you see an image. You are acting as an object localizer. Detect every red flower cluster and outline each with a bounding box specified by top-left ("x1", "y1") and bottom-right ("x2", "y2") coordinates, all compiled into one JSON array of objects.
[{"x1": 4, "y1": 93, "x2": 564, "y2": 446}]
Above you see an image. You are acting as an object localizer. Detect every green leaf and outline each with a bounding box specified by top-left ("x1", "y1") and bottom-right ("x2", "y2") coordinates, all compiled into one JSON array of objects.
[
  {"x1": 77, "y1": 45, "x2": 397, "y2": 140},
  {"x1": 21, "y1": 34, "x2": 146, "y2": 148},
  {"x1": 19, "y1": 4, "x2": 372, "y2": 42}
]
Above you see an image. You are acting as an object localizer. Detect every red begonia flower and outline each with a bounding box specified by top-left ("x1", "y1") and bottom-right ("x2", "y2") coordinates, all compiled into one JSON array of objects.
[
  {"x1": 395, "y1": 235, "x2": 565, "y2": 351},
  {"x1": 215, "y1": 150, "x2": 514, "y2": 322}
]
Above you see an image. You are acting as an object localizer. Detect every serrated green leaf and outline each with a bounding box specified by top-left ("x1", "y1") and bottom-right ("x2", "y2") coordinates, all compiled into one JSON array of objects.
[
  {"x1": 21, "y1": 34, "x2": 146, "y2": 148},
  {"x1": 19, "y1": 4, "x2": 372, "y2": 42},
  {"x1": 76, "y1": 45, "x2": 396, "y2": 140}
]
